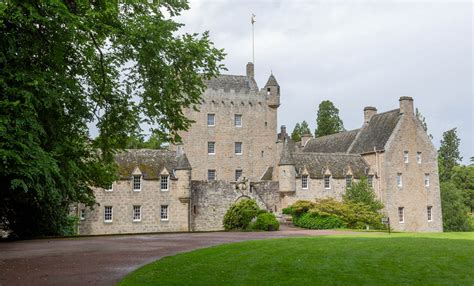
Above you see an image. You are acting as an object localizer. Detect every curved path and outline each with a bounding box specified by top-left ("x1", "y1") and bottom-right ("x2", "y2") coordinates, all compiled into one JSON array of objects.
[{"x1": 0, "y1": 227, "x2": 363, "y2": 286}]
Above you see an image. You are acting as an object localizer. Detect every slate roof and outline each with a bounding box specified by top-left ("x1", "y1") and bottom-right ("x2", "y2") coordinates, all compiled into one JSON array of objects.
[
  {"x1": 303, "y1": 129, "x2": 359, "y2": 153},
  {"x1": 348, "y1": 109, "x2": 401, "y2": 154},
  {"x1": 115, "y1": 149, "x2": 191, "y2": 180},
  {"x1": 205, "y1": 74, "x2": 258, "y2": 92},
  {"x1": 265, "y1": 74, "x2": 279, "y2": 87},
  {"x1": 260, "y1": 166, "x2": 274, "y2": 181},
  {"x1": 293, "y1": 153, "x2": 369, "y2": 179},
  {"x1": 279, "y1": 141, "x2": 296, "y2": 165}
]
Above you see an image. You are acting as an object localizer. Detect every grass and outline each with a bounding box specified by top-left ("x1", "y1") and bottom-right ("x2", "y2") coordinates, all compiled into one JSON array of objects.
[{"x1": 119, "y1": 232, "x2": 474, "y2": 285}]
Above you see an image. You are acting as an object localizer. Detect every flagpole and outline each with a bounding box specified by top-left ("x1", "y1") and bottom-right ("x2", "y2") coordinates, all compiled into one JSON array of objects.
[{"x1": 251, "y1": 14, "x2": 255, "y2": 64}]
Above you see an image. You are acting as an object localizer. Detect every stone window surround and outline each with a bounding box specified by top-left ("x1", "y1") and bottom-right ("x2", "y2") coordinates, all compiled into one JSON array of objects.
[
  {"x1": 207, "y1": 113, "x2": 215, "y2": 126},
  {"x1": 80, "y1": 209, "x2": 86, "y2": 221},
  {"x1": 133, "y1": 205, "x2": 141, "y2": 222},
  {"x1": 160, "y1": 205, "x2": 169, "y2": 221},
  {"x1": 396, "y1": 173, "x2": 403, "y2": 188},
  {"x1": 234, "y1": 114, "x2": 242, "y2": 127},
  {"x1": 160, "y1": 175, "x2": 169, "y2": 191},
  {"x1": 403, "y1": 151, "x2": 409, "y2": 163},
  {"x1": 416, "y1": 152, "x2": 422, "y2": 164},
  {"x1": 368, "y1": 175, "x2": 374, "y2": 188},
  {"x1": 427, "y1": 206, "x2": 433, "y2": 222},
  {"x1": 235, "y1": 169, "x2": 242, "y2": 181},
  {"x1": 324, "y1": 175, "x2": 331, "y2": 189},
  {"x1": 208, "y1": 141, "x2": 216, "y2": 155},
  {"x1": 424, "y1": 173, "x2": 430, "y2": 187},
  {"x1": 398, "y1": 207, "x2": 404, "y2": 223},
  {"x1": 104, "y1": 206, "x2": 113, "y2": 223},
  {"x1": 133, "y1": 175, "x2": 141, "y2": 191},
  {"x1": 208, "y1": 169, "x2": 216, "y2": 181},
  {"x1": 235, "y1": 142, "x2": 243, "y2": 155},
  {"x1": 302, "y1": 175, "x2": 309, "y2": 189},
  {"x1": 345, "y1": 175, "x2": 353, "y2": 188}
]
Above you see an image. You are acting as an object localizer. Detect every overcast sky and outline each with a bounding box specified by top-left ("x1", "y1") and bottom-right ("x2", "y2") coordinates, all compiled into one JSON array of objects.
[{"x1": 176, "y1": 0, "x2": 473, "y2": 164}]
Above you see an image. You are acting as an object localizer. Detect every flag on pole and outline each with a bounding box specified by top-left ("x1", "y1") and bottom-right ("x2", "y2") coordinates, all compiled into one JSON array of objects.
[{"x1": 251, "y1": 14, "x2": 256, "y2": 24}]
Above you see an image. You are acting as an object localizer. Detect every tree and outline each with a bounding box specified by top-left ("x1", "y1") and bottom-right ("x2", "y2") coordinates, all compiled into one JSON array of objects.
[
  {"x1": 291, "y1": 121, "x2": 312, "y2": 142},
  {"x1": 438, "y1": 128, "x2": 462, "y2": 182},
  {"x1": 315, "y1": 100, "x2": 345, "y2": 137},
  {"x1": 0, "y1": 1, "x2": 225, "y2": 237},
  {"x1": 124, "y1": 133, "x2": 163, "y2": 149},
  {"x1": 415, "y1": 108, "x2": 433, "y2": 139},
  {"x1": 440, "y1": 181, "x2": 473, "y2": 231},
  {"x1": 451, "y1": 165, "x2": 474, "y2": 215},
  {"x1": 343, "y1": 177, "x2": 383, "y2": 212}
]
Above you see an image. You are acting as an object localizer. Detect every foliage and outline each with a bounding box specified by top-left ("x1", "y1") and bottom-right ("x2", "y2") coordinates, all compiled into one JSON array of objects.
[
  {"x1": 440, "y1": 181, "x2": 473, "y2": 232},
  {"x1": 223, "y1": 199, "x2": 260, "y2": 230},
  {"x1": 415, "y1": 108, "x2": 433, "y2": 139},
  {"x1": 343, "y1": 176, "x2": 384, "y2": 212},
  {"x1": 291, "y1": 121, "x2": 312, "y2": 142},
  {"x1": 451, "y1": 165, "x2": 474, "y2": 214},
  {"x1": 120, "y1": 233, "x2": 474, "y2": 286},
  {"x1": 438, "y1": 128, "x2": 462, "y2": 182},
  {"x1": 250, "y1": 212, "x2": 280, "y2": 231},
  {"x1": 315, "y1": 100, "x2": 345, "y2": 137},
  {"x1": 0, "y1": 1, "x2": 225, "y2": 238},
  {"x1": 124, "y1": 133, "x2": 164, "y2": 149},
  {"x1": 285, "y1": 198, "x2": 383, "y2": 230}
]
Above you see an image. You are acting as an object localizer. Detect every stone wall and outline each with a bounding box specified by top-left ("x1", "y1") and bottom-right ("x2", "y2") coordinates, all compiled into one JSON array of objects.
[{"x1": 190, "y1": 180, "x2": 279, "y2": 231}]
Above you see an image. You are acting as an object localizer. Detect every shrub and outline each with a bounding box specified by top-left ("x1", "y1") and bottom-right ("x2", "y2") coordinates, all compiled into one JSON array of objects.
[
  {"x1": 223, "y1": 199, "x2": 260, "y2": 230},
  {"x1": 251, "y1": 212, "x2": 280, "y2": 231},
  {"x1": 282, "y1": 200, "x2": 315, "y2": 216},
  {"x1": 293, "y1": 212, "x2": 346, "y2": 229},
  {"x1": 343, "y1": 177, "x2": 384, "y2": 212}
]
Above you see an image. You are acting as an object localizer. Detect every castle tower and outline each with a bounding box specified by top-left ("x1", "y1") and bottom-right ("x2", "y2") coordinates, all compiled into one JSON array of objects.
[{"x1": 265, "y1": 73, "x2": 280, "y2": 108}]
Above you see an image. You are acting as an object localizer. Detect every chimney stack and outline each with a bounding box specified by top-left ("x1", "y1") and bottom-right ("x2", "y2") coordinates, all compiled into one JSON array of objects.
[
  {"x1": 363, "y1": 106, "x2": 377, "y2": 123},
  {"x1": 301, "y1": 133, "x2": 313, "y2": 147},
  {"x1": 399, "y1": 96, "x2": 414, "y2": 115},
  {"x1": 280, "y1": 125, "x2": 287, "y2": 142},
  {"x1": 246, "y1": 62, "x2": 254, "y2": 78}
]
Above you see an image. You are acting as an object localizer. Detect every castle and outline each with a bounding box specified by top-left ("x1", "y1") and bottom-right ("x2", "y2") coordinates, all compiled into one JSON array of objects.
[{"x1": 76, "y1": 63, "x2": 443, "y2": 234}]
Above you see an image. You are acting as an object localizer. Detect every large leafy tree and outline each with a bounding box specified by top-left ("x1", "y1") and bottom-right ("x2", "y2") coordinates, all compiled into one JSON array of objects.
[
  {"x1": 290, "y1": 120, "x2": 311, "y2": 142},
  {"x1": 315, "y1": 100, "x2": 345, "y2": 137},
  {"x1": 438, "y1": 128, "x2": 462, "y2": 182},
  {"x1": 440, "y1": 181, "x2": 473, "y2": 232},
  {"x1": 0, "y1": 1, "x2": 224, "y2": 237}
]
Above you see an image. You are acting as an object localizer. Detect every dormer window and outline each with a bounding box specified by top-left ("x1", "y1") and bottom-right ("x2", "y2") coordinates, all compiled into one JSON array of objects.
[
  {"x1": 160, "y1": 175, "x2": 169, "y2": 191},
  {"x1": 207, "y1": 114, "x2": 215, "y2": 126},
  {"x1": 403, "y1": 151, "x2": 409, "y2": 163},
  {"x1": 346, "y1": 175, "x2": 352, "y2": 188},
  {"x1": 302, "y1": 175, "x2": 309, "y2": 189},
  {"x1": 324, "y1": 175, "x2": 331, "y2": 189},
  {"x1": 133, "y1": 175, "x2": 141, "y2": 191},
  {"x1": 234, "y1": 114, "x2": 242, "y2": 127}
]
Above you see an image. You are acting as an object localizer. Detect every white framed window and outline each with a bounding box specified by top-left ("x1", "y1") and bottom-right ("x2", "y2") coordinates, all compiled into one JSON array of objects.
[
  {"x1": 235, "y1": 169, "x2": 243, "y2": 181},
  {"x1": 105, "y1": 184, "x2": 113, "y2": 192},
  {"x1": 133, "y1": 205, "x2": 141, "y2": 222},
  {"x1": 160, "y1": 175, "x2": 169, "y2": 191},
  {"x1": 396, "y1": 173, "x2": 403, "y2": 187},
  {"x1": 346, "y1": 175, "x2": 353, "y2": 188},
  {"x1": 424, "y1": 174, "x2": 430, "y2": 187},
  {"x1": 302, "y1": 175, "x2": 309, "y2": 189},
  {"x1": 235, "y1": 142, "x2": 242, "y2": 155},
  {"x1": 133, "y1": 175, "x2": 141, "y2": 191},
  {"x1": 403, "y1": 151, "x2": 409, "y2": 163},
  {"x1": 160, "y1": 205, "x2": 169, "y2": 221},
  {"x1": 368, "y1": 175, "x2": 374, "y2": 188},
  {"x1": 208, "y1": 142, "x2": 215, "y2": 155},
  {"x1": 427, "y1": 206, "x2": 433, "y2": 221},
  {"x1": 207, "y1": 114, "x2": 215, "y2": 126},
  {"x1": 80, "y1": 209, "x2": 86, "y2": 221},
  {"x1": 208, "y1": 169, "x2": 216, "y2": 181},
  {"x1": 324, "y1": 175, "x2": 331, "y2": 189},
  {"x1": 398, "y1": 207, "x2": 404, "y2": 223},
  {"x1": 417, "y1": 152, "x2": 422, "y2": 164},
  {"x1": 104, "y1": 206, "x2": 113, "y2": 223},
  {"x1": 234, "y1": 114, "x2": 242, "y2": 127}
]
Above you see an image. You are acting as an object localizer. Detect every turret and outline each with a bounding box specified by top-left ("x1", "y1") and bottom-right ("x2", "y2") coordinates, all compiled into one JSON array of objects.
[
  {"x1": 175, "y1": 152, "x2": 192, "y2": 201},
  {"x1": 278, "y1": 141, "x2": 296, "y2": 193},
  {"x1": 265, "y1": 73, "x2": 280, "y2": 108}
]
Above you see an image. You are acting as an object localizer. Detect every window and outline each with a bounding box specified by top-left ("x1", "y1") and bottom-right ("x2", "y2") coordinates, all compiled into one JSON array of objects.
[
  {"x1": 80, "y1": 209, "x2": 86, "y2": 221},
  {"x1": 346, "y1": 175, "x2": 353, "y2": 188},
  {"x1": 235, "y1": 142, "x2": 242, "y2": 155},
  {"x1": 160, "y1": 205, "x2": 169, "y2": 221},
  {"x1": 396, "y1": 173, "x2": 403, "y2": 187},
  {"x1": 104, "y1": 206, "x2": 113, "y2": 222},
  {"x1": 324, "y1": 175, "x2": 331, "y2": 189},
  {"x1": 427, "y1": 206, "x2": 433, "y2": 221},
  {"x1": 208, "y1": 141, "x2": 215, "y2": 155},
  {"x1": 235, "y1": 169, "x2": 243, "y2": 181},
  {"x1": 404, "y1": 151, "x2": 409, "y2": 163},
  {"x1": 368, "y1": 175, "x2": 374, "y2": 188},
  {"x1": 207, "y1": 114, "x2": 215, "y2": 126},
  {"x1": 417, "y1": 152, "x2": 422, "y2": 164},
  {"x1": 133, "y1": 175, "x2": 141, "y2": 191},
  {"x1": 424, "y1": 174, "x2": 430, "y2": 187},
  {"x1": 234, "y1": 114, "x2": 242, "y2": 127},
  {"x1": 105, "y1": 184, "x2": 113, "y2": 192},
  {"x1": 208, "y1": 169, "x2": 216, "y2": 181},
  {"x1": 160, "y1": 175, "x2": 169, "y2": 191},
  {"x1": 133, "y1": 205, "x2": 141, "y2": 222},
  {"x1": 398, "y1": 207, "x2": 404, "y2": 223},
  {"x1": 302, "y1": 175, "x2": 309, "y2": 189}
]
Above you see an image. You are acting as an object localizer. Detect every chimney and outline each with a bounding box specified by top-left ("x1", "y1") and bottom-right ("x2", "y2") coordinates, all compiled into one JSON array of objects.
[
  {"x1": 363, "y1": 106, "x2": 377, "y2": 123},
  {"x1": 246, "y1": 62, "x2": 254, "y2": 78},
  {"x1": 399, "y1": 96, "x2": 414, "y2": 115},
  {"x1": 301, "y1": 133, "x2": 312, "y2": 147},
  {"x1": 176, "y1": 144, "x2": 184, "y2": 157},
  {"x1": 280, "y1": 125, "x2": 287, "y2": 141}
]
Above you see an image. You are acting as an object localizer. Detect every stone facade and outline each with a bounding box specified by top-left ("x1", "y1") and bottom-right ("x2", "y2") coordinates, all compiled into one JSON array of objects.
[{"x1": 77, "y1": 64, "x2": 442, "y2": 235}]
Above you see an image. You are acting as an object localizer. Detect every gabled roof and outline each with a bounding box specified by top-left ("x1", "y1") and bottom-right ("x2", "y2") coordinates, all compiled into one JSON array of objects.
[
  {"x1": 293, "y1": 153, "x2": 369, "y2": 179},
  {"x1": 265, "y1": 74, "x2": 279, "y2": 87},
  {"x1": 303, "y1": 129, "x2": 359, "y2": 153},
  {"x1": 348, "y1": 109, "x2": 401, "y2": 154},
  {"x1": 204, "y1": 74, "x2": 258, "y2": 92},
  {"x1": 115, "y1": 149, "x2": 191, "y2": 180}
]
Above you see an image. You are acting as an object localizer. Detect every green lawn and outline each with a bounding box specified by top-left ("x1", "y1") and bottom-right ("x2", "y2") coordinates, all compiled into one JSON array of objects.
[{"x1": 119, "y1": 232, "x2": 474, "y2": 285}]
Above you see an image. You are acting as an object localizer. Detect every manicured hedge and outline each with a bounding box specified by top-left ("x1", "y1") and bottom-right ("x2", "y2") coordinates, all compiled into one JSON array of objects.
[{"x1": 251, "y1": 212, "x2": 280, "y2": 231}]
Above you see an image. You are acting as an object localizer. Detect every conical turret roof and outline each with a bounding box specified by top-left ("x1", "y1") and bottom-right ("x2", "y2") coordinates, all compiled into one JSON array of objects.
[{"x1": 265, "y1": 73, "x2": 279, "y2": 87}]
